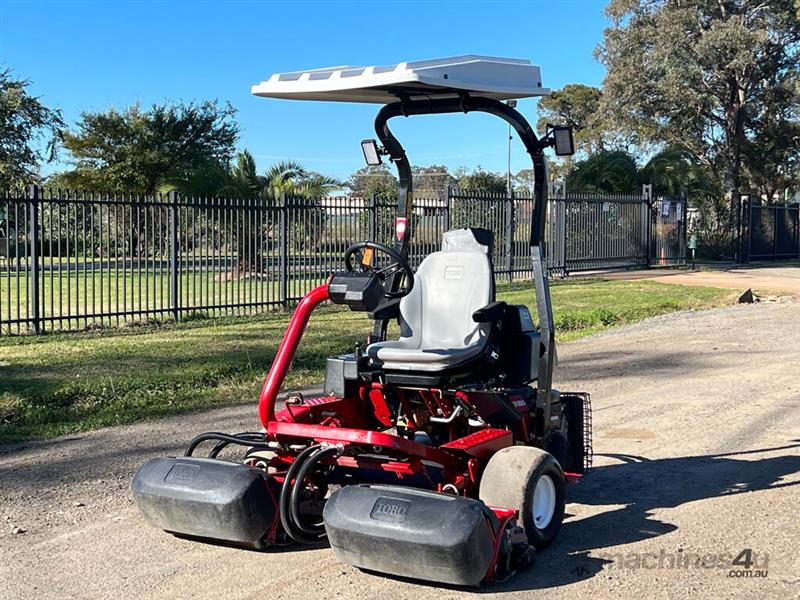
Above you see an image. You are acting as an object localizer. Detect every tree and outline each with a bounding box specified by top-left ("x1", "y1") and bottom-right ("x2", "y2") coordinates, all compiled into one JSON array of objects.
[
  {"x1": 536, "y1": 84, "x2": 608, "y2": 157},
  {"x1": 450, "y1": 168, "x2": 508, "y2": 255},
  {"x1": 567, "y1": 148, "x2": 717, "y2": 197},
  {"x1": 262, "y1": 160, "x2": 343, "y2": 253},
  {"x1": 162, "y1": 151, "x2": 342, "y2": 272},
  {"x1": 567, "y1": 151, "x2": 639, "y2": 194},
  {"x1": 741, "y1": 77, "x2": 800, "y2": 199},
  {"x1": 347, "y1": 165, "x2": 398, "y2": 199},
  {"x1": 599, "y1": 0, "x2": 800, "y2": 209},
  {"x1": 412, "y1": 164, "x2": 456, "y2": 195},
  {"x1": 455, "y1": 167, "x2": 506, "y2": 194},
  {"x1": 220, "y1": 149, "x2": 263, "y2": 198},
  {"x1": 60, "y1": 100, "x2": 239, "y2": 194},
  {"x1": 0, "y1": 68, "x2": 63, "y2": 188},
  {"x1": 260, "y1": 160, "x2": 341, "y2": 201},
  {"x1": 513, "y1": 169, "x2": 537, "y2": 195}
]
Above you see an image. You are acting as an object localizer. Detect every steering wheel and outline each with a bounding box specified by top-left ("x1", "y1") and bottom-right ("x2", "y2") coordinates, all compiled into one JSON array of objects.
[{"x1": 344, "y1": 241, "x2": 414, "y2": 299}]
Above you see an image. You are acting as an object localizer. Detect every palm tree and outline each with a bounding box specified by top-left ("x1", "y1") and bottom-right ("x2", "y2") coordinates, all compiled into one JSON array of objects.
[
  {"x1": 260, "y1": 160, "x2": 342, "y2": 201},
  {"x1": 161, "y1": 153, "x2": 343, "y2": 201},
  {"x1": 230, "y1": 156, "x2": 343, "y2": 273},
  {"x1": 158, "y1": 151, "x2": 344, "y2": 275},
  {"x1": 566, "y1": 151, "x2": 639, "y2": 194},
  {"x1": 261, "y1": 160, "x2": 307, "y2": 200},
  {"x1": 567, "y1": 148, "x2": 715, "y2": 197},
  {"x1": 292, "y1": 172, "x2": 343, "y2": 199},
  {"x1": 640, "y1": 148, "x2": 704, "y2": 196},
  {"x1": 220, "y1": 149, "x2": 262, "y2": 198},
  {"x1": 259, "y1": 162, "x2": 344, "y2": 253}
]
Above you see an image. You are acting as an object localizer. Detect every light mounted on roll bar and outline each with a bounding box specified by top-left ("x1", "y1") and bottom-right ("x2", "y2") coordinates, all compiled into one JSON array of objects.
[
  {"x1": 361, "y1": 139, "x2": 383, "y2": 166},
  {"x1": 545, "y1": 124, "x2": 576, "y2": 156}
]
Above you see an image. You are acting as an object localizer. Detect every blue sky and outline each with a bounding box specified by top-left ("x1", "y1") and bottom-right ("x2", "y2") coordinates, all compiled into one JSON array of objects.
[{"x1": 1, "y1": 0, "x2": 610, "y2": 184}]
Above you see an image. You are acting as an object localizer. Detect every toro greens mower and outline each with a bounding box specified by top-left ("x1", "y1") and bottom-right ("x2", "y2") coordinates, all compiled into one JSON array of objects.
[{"x1": 132, "y1": 56, "x2": 592, "y2": 586}]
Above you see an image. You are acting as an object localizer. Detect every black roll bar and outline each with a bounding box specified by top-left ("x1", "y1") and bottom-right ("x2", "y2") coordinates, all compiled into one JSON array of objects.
[{"x1": 372, "y1": 94, "x2": 555, "y2": 422}]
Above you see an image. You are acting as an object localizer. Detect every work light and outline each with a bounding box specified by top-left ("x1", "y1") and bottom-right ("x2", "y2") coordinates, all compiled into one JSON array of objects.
[
  {"x1": 552, "y1": 126, "x2": 575, "y2": 156},
  {"x1": 361, "y1": 139, "x2": 382, "y2": 166}
]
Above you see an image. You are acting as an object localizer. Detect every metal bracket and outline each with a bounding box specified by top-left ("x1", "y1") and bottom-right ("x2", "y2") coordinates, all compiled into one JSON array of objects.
[{"x1": 429, "y1": 405, "x2": 463, "y2": 424}]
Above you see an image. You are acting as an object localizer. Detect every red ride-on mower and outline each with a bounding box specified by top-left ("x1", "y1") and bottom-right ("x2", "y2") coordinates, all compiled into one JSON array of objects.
[{"x1": 132, "y1": 56, "x2": 592, "y2": 586}]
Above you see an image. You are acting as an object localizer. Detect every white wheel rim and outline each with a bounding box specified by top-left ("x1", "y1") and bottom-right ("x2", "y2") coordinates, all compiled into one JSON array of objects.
[{"x1": 532, "y1": 474, "x2": 556, "y2": 529}]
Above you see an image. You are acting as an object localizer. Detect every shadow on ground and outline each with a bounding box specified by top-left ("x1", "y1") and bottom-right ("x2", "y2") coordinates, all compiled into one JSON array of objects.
[{"x1": 488, "y1": 443, "x2": 800, "y2": 592}]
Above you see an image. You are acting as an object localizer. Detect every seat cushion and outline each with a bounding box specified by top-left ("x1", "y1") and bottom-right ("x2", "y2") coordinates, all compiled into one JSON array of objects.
[
  {"x1": 366, "y1": 339, "x2": 486, "y2": 372},
  {"x1": 366, "y1": 228, "x2": 494, "y2": 372}
]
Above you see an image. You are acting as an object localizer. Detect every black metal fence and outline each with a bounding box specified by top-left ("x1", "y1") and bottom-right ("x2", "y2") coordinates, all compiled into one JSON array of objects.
[
  {"x1": 739, "y1": 199, "x2": 799, "y2": 261},
  {"x1": 1, "y1": 186, "x2": 686, "y2": 334},
  {"x1": 547, "y1": 192, "x2": 686, "y2": 276}
]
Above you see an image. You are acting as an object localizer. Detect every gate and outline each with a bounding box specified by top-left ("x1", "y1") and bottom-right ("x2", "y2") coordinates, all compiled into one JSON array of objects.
[
  {"x1": 739, "y1": 200, "x2": 800, "y2": 261},
  {"x1": 546, "y1": 190, "x2": 687, "y2": 276},
  {"x1": 651, "y1": 195, "x2": 688, "y2": 267}
]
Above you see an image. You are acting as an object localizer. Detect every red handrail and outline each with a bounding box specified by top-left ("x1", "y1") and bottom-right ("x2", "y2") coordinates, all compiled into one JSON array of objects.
[{"x1": 258, "y1": 284, "x2": 330, "y2": 427}]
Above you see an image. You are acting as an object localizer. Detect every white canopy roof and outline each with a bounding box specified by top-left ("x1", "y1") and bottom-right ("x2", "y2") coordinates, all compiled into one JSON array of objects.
[{"x1": 251, "y1": 55, "x2": 549, "y2": 104}]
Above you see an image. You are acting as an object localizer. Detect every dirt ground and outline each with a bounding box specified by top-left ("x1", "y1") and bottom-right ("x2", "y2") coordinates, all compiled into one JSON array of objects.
[
  {"x1": 2, "y1": 298, "x2": 798, "y2": 600},
  {"x1": 601, "y1": 263, "x2": 800, "y2": 296}
]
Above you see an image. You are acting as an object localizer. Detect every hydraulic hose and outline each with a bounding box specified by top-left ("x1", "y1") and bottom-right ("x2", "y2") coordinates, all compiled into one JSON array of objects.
[
  {"x1": 289, "y1": 445, "x2": 340, "y2": 536},
  {"x1": 278, "y1": 445, "x2": 324, "y2": 544},
  {"x1": 207, "y1": 433, "x2": 269, "y2": 459},
  {"x1": 184, "y1": 431, "x2": 270, "y2": 457}
]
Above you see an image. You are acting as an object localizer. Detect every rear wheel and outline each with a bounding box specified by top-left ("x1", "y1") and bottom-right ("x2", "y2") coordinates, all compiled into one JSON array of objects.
[{"x1": 479, "y1": 446, "x2": 565, "y2": 549}]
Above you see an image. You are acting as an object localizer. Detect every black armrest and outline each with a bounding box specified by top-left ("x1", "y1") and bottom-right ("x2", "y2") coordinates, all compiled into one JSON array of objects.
[
  {"x1": 368, "y1": 297, "x2": 402, "y2": 321},
  {"x1": 472, "y1": 301, "x2": 507, "y2": 323}
]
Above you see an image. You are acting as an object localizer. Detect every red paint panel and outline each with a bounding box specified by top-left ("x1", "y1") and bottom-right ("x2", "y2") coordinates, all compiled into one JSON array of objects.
[
  {"x1": 335, "y1": 455, "x2": 424, "y2": 476},
  {"x1": 367, "y1": 388, "x2": 393, "y2": 427},
  {"x1": 441, "y1": 428, "x2": 513, "y2": 460},
  {"x1": 266, "y1": 421, "x2": 458, "y2": 467},
  {"x1": 276, "y1": 395, "x2": 369, "y2": 429}
]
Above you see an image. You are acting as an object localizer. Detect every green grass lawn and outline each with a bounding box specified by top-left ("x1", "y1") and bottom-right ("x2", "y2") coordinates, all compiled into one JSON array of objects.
[{"x1": 0, "y1": 279, "x2": 734, "y2": 444}]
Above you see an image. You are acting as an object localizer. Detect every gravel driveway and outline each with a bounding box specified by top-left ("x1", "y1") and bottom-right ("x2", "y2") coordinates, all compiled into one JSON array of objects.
[{"x1": 2, "y1": 303, "x2": 798, "y2": 599}]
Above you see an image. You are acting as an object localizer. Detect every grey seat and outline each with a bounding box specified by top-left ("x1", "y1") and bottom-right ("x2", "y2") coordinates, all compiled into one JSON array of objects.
[{"x1": 366, "y1": 229, "x2": 494, "y2": 372}]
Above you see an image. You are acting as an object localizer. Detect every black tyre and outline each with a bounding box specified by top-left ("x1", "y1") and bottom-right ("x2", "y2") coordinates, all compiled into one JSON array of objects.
[
  {"x1": 562, "y1": 395, "x2": 586, "y2": 473},
  {"x1": 479, "y1": 446, "x2": 566, "y2": 549}
]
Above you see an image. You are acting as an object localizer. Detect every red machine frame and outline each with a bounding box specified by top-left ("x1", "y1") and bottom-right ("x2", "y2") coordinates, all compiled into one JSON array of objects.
[{"x1": 256, "y1": 283, "x2": 580, "y2": 501}]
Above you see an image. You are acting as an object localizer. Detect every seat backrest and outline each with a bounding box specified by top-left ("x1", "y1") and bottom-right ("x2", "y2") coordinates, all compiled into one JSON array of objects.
[{"x1": 398, "y1": 229, "x2": 494, "y2": 349}]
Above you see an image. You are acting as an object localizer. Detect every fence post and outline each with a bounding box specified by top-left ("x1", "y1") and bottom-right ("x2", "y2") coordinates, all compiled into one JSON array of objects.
[
  {"x1": 548, "y1": 181, "x2": 565, "y2": 275},
  {"x1": 505, "y1": 191, "x2": 515, "y2": 283},
  {"x1": 794, "y1": 205, "x2": 800, "y2": 258},
  {"x1": 642, "y1": 184, "x2": 653, "y2": 267},
  {"x1": 28, "y1": 184, "x2": 41, "y2": 334},
  {"x1": 445, "y1": 186, "x2": 452, "y2": 232},
  {"x1": 735, "y1": 192, "x2": 743, "y2": 264},
  {"x1": 279, "y1": 193, "x2": 288, "y2": 306},
  {"x1": 773, "y1": 204, "x2": 779, "y2": 261},
  {"x1": 745, "y1": 195, "x2": 752, "y2": 263},
  {"x1": 679, "y1": 187, "x2": 687, "y2": 264},
  {"x1": 168, "y1": 190, "x2": 180, "y2": 322},
  {"x1": 368, "y1": 194, "x2": 377, "y2": 241}
]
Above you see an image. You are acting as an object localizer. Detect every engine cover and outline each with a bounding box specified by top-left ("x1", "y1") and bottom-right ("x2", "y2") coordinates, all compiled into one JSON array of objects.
[{"x1": 323, "y1": 484, "x2": 497, "y2": 586}]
